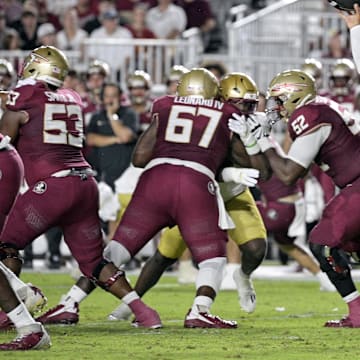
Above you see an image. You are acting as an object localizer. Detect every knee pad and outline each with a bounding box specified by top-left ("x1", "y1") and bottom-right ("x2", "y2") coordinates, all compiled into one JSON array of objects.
[
  {"x1": 103, "y1": 240, "x2": 131, "y2": 268},
  {"x1": 92, "y1": 259, "x2": 125, "y2": 291},
  {"x1": 310, "y1": 243, "x2": 350, "y2": 280},
  {"x1": 196, "y1": 257, "x2": 226, "y2": 293},
  {"x1": 0, "y1": 243, "x2": 22, "y2": 263}
]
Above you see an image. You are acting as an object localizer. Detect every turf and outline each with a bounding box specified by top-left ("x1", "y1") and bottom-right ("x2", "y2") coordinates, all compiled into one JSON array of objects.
[{"x1": 0, "y1": 271, "x2": 358, "y2": 359}]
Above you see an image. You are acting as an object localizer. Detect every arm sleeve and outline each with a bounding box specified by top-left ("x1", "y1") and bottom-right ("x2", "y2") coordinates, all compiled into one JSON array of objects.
[
  {"x1": 287, "y1": 125, "x2": 331, "y2": 168},
  {"x1": 351, "y1": 25, "x2": 360, "y2": 73}
]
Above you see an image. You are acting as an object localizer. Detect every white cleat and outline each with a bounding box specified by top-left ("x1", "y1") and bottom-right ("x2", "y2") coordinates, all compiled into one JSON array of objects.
[
  {"x1": 108, "y1": 303, "x2": 132, "y2": 321},
  {"x1": 233, "y1": 269, "x2": 256, "y2": 313},
  {"x1": 317, "y1": 272, "x2": 336, "y2": 292}
]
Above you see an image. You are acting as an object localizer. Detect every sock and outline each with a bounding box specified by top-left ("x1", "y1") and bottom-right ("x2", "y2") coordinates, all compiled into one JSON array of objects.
[
  {"x1": 123, "y1": 292, "x2": 145, "y2": 315},
  {"x1": 191, "y1": 295, "x2": 213, "y2": 314},
  {"x1": 60, "y1": 285, "x2": 87, "y2": 307},
  {"x1": 122, "y1": 291, "x2": 140, "y2": 305},
  {"x1": 0, "y1": 262, "x2": 29, "y2": 298},
  {"x1": 345, "y1": 292, "x2": 360, "y2": 325},
  {"x1": 7, "y1": 303, "x2": 35, "y2": 329}
]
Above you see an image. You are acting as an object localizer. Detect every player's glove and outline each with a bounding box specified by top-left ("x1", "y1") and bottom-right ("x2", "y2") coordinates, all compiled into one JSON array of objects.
[
  {"x1": 228, "y1": 113, "x2": 260, "y2": 155},
  {"x1": 245, "y1": 113, "x2": 274, "y2": 152},
  {"x1": 221, "y1": 167, "x2": 260, "y2": 187}
]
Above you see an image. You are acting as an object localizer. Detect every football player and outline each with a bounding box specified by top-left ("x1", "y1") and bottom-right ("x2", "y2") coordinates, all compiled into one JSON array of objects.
[
  {"x1": 103, "y1": 68, "x2": 270, "y2": 328},
  {"x1": 229, "y1": 69, "x2": 360, "y2": 327},
  {"x1": 0, "y1": 133, "x2": 48, "y2": 350},
  {"x1": 0, "y1": 46, "x2": 162, "y2": 334},
  {"x1": 325, "y1": 58, "x2": 357, "y2": 112},
  {"x1": 37, "y1": 68, "x2": 271, "y2": 329},
  {"x1": 108, "y1": 72, "x2": 269, "y2": 321},
  {"x1": 165, "y1": 65, "x2": 189, "y2": 95}
]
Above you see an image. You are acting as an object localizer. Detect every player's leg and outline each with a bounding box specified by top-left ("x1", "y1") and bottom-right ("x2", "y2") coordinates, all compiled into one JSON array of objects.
[
  {"x1": 0, "y1": 263, "x2": 50, "y2": 350},
  {"x1": 178, "y1": 172, "x2": 237, "y2": 328},
  {"x1": 108, "y1": 226, "x2": 186, "y2": 321},
  {"x1": 309, "y1": 183, "x2": 360, "y2": 327},
  {"x1": 227, "y1": 189, "x2": 267, "y2": 313},
  {"x1": 278, "y1": 241, "x2": 335, "y2": 292}
]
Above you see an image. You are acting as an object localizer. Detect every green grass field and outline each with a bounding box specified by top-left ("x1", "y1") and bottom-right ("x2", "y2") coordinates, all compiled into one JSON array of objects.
[{"x1": 0, "y1": 270, "x2": 359, "y2": 360}]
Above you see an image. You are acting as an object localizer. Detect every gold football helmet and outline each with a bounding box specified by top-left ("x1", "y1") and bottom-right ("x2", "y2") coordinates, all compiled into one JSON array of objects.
[
  {"x1": 166, "y1": 65, "x2": 189, "y2": 84},
  {"x1": 176, "y1": 68, "x2": 219, "y2": 99},
  {"x1": 301, "y1": 58, "x2": 323, "y2": 88},
  {"x1": 87, "y1": 60, "x2": 110, "y2": 78},
  {"x1": 20, "y1": 46, "x2": 69, "y2": 88},
  {"x1": 219, "y1": 72, "x2": 259, "y2": 114},
  {"x1": 0, "y1": 59, "x2": 16, "y2": 90},
  {"x1": 267, "y1": 69, "x2": 316, "y2": 122},
  {"x1": 329, "y1": 58, "x2": 355, "y2": 96},
  {"x1": 127, "y1": 70, "x2": 152, "y2": 90}
]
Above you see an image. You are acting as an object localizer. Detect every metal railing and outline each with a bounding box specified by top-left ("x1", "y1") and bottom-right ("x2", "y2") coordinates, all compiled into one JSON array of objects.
[
  {"x1": 226, "y1": 0, "x2": 348, "y2": 91},
  {"x1": 0, "y1": 30, "x2": 202, "y2": 89}
]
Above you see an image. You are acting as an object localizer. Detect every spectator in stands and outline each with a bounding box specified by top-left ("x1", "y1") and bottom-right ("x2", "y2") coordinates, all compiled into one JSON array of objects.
[
  {"x1": 89, "y1": 9, "x2": 133, "y2": 77},
  {"x1": 176, "y1": 0, "x2": 216, "y2": 50},
  {"x1": 57, "y1": 8, "x2": 88, "y2": 52},
  {"x1": 36, "y1": 22, "x2": 57, "y2": 46},
  {"x1": 1, "y1": 0, "x2": 23, "y2": 24},
  {"x1": 11, "y1": 5, "x2": 39, "y2": 50},
  {"x1": 74, "y1": 0, "x2": 98, "y2": 29},
  {"x1": 46, "y1": 0, "x2": 77, "y2": 17},
  {"x1": 125, "y1": 3, "x2": 156, "y2": 39},
  {"x1": 83, "y1": 0, "x2": 119, "y2": 35},
  {"x1": 116, "y1": 0, "x2": 157, "y2": 24},
  {"x1": 146, "y1": 0, "x2": 187, "y2": 39},
  {"x1": 0, "y1": 10, "x2": 17, "y2": 49},
  {"x1": 35, "y1": 0, "x2": 62, "y2": 31}
]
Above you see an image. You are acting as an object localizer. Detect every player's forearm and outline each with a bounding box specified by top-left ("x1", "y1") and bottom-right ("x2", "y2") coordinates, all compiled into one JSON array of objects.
[{"x1": 351, "y1": 25, "x2": 360, "y2": 72}]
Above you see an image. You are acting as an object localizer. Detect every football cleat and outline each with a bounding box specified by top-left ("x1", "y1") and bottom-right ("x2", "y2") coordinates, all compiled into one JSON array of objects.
[
  {"x1": 36, "y1": 303, "x2": 79, "y2": 325},
  {"x1": 0, "y1": 311, "x2": 14, "y2": 331},
  {"x1": 131, "y1": 306, "x2": 162, "y2": 329},
  {"x1": 22, "y1": 284, "x2": 48, "y2": 315},
  {"x1": 108, "y1": 303, "x2": 132, "y2": 321},
  {"x1": 233, "y1": 269, "x2": 256, "y2": 313},
  {"x1": 0, "y1": 323, "x2": 51, "y2": 350},
  {"x1": 184, "y1": 310, "x2": 237, "y2": 329},
  {"x1": 324, "y1": 316, "x2": 360, "y2": 328}
]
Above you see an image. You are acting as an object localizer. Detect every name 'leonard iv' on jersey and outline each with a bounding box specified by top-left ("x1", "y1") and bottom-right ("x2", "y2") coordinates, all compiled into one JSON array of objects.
[{"x1": 151, "y1": 95, "x2": 235, "y2": 174}]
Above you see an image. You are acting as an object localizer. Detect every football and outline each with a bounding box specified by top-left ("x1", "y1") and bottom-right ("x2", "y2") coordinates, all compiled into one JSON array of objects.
[{"x1": 328, "y1": 0, "x2": 360, "y2": 11}]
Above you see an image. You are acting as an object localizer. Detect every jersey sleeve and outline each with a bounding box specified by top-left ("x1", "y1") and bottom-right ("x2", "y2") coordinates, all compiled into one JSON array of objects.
[
  {"x1": 287, "y1": 125, "x2": 331, "y2": 168},
  {"x1": 6, "y1": 80, "x2": 36, "y2": 112}
]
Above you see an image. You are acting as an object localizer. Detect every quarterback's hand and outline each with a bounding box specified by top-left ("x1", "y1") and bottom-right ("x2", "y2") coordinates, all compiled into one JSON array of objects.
[{"x1": 221, "y1": 167, "x2": 260, "y2": 187}]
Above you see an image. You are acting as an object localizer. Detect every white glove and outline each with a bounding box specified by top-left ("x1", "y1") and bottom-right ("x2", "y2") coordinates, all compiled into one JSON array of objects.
[
  {"x1": 221, "y1": 167, "x2": 260, "y2": 187},
  {"x1": 228, "y1": 113, "x2": 260, "y2": 155},
  {"x1": 246, "y1": 113, "x2": 274, "y2": 152}
]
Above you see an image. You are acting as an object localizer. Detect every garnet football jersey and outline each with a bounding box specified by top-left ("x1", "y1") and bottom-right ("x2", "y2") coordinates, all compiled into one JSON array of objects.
[
  {"x1": 151, "y1": 95, "x2": 234, "y2": 174},
  {"x1": 6, "y1": 79, "x2": 89, "y2": 185},
  {"x1": 288, "y1": 102, "x2": 360, "y2": 188}
]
